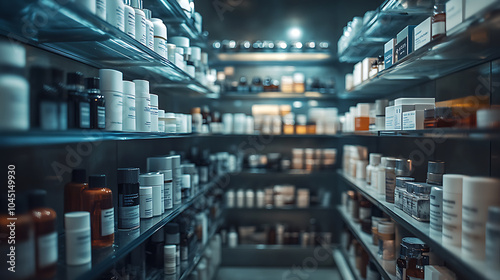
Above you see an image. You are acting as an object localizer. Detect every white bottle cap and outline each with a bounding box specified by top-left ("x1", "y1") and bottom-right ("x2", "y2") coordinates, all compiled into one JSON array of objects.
[
  {"x1": 133, "y1": 80, "x2": 150, "y2": 98},
  {"x1": 65, "y1": 211, "x2": 91, "y2": 230},
  {"x1": 164, "y1": 244, "x2": 176, "y2": 255},
  {"x1": 170, "y1": 36, "x2": 190, "y2": 48},
  {"x1": 150, "y1": 94, "x2": 158, "y2": 106},
  {"x1": 123, "y1": 81, "x2": 136, "y2": 97},
  {"x1": 182, "y1": 174, "x2": 191, "y2": 188},
  {"x1": 147, "y1": 156, "x2": 172, "y2": 172},
  {"x1": 158, "y1": 110, "x2": 165, "y2": 118},
  {"x1": 0, "y1": 40, "x2": 26, "y2": 68},
  {"x1": 151, "y1": 18, "x2": 167, "y2": 39},
  {"x1": 443, "y1": 174, "x2": 466, "y2": 194},
  {"x1": 191, "y1": 46, "x2": 201, "y2": 61},
  {"x1": 99, "y1": 69, "x2": 123, "y2": 92},
  {"x1": 170, "y1": 155, "x2": 181, "y2": 168},
  {"x1": 357, "y1": 103, "x2": 370, "y2": 117},
  {"x1": 139, "y1": 172, "x2": 164, "y2": 186},
  {"x1": 369, "y1": 153, "x2": 382, "y2": 165}
]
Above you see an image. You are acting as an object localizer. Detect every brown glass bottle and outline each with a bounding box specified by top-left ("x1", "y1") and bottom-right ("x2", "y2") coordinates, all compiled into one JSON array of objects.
[
  {"x1": 64, "y1": 169, "x2": 88, "y2": 213},
  {"x1": 1, "y1": 194, "x2": 35, "y2": 280},
  {"x1": 27, "y1": 190, "x2": 58, "y2": 279},
  {"x1": 82, "y1": 174, "x2": 114, "y2": 247}
]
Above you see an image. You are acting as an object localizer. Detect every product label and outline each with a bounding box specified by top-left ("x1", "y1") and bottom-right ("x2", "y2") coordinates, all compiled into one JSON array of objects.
[
  {"x1": 432, "y1": 22, "x2": 445, "y2": 37},
  {"x1": 119, "y1": 193, "x2": 140, "y2": 229},
  {"x1": 160, "y1": 184, "x2": 165, "y2": 213},
  {"x1": 446, "y1": 0, "x2": 463, "y2": 32},
  {"x1": 140, "y1": 193, "x2": 153, "y2": 218},
  {"x1": 443, "y1": 193, "x2": 461, "y2": 225},
  {"x1": 101, "y1": 208, "x2": 115, "y2": 236},
  {"x1": 66, "y1": 231, "x2": 91, "y2": 265},
  {"x1": 126, "y1": 11, "x2": 136, "y2": 37},
  {"x1": 98, "y1": 106, "x2": 106, "y2": 128},
  {"x1": 395, "y1": 40, "x2": 408, "y2": 63},
  {"x1": 37, "y1": 232, "x2": 58, "y2": 268},
  {"x1": 174, "y1": 168, "x2": 182, "y2": 204},
  {"x1": 385, "y1": 170, "x2": 396, "y2": 203},
  {"x1": 40, "y1": 101, "x2": 58, "y2": 130},
  {"x1": 96, "y1": 0, "x2": 106, "y2": 18},
  {"x1": 414, "y1": 17, "x2": 431, "y2": 50},
  {"x1": 147, "y1": 24, "x2": 154, "y2": 50},
  {"x1": 116, "y1": 6, "x2": 125, "y2": 31},
  {"x1": 80, "y1": 102, "x2": 91, "y2": 128},
  {"x1": 164, "y1": 181, "x2": 173, "y2": 209},
  {"x1": 139, "y1": 16, "x2": 147, "y2": 44},
  {"x1": 403, "y1": 111, "x2": 417, "y2": 130},
  {"x1": 126, "y1": 96, "x2": 136, "y2": 120}
]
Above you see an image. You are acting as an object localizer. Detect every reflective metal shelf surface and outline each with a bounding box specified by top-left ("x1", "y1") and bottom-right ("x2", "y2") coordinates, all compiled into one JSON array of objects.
[
  {"x1": 221, "y1": 91, "x2": 337, "y2": 100},
  {"x1": 338, "y1": 170, "x2": 495, "y2": 280},
  {"x1": 0, "y1": 0, "x2": 212, "y2": 95},
  {"x1": 341, "y1": 2, "x2": 500, "y2": 98},
  {"x1": 56, "y1": 175, "x2": 224, "y2": 280},
  {"x1": 211, "y1": 52, "x2": 335, "y2": 66},
  {"x1": 341, "y1": 128, "x2": 500, "y2": 140}
]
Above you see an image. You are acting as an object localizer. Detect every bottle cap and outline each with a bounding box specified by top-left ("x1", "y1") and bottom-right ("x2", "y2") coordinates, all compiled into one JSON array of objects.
[
  {"x1": 150, "y1": 94, "x2": 158, "y2": 106},
  {"x1": 170, "y1": 36, "x2": 190, "y2": 48},
  {"x1": 26, "y1": 189, "x2": 47, "y2": 209},
  {"x1": 65, "y1": 211, "x2": 91, "y2": 230},
  {"x1": 369, "y1": 153, "x2": 382, "y2": 166},
  {"x1": 442, "y1": 174, "x2": 466, "y2": 194},
  {"x1": 402, "y1": 237, "x2": 429, "y2": 251},
  {"x1": 170, "y1": 155, "x2": 181, "y2": 168},
  {"x1": 377, "y1": 221, "x2": 395, "y2": 234},
  {"x1": 72, "y1": 169, "x2": 87, "y2": 183},
  {"x1": 85, "y1": 77, "x2": 100, "y2": 90},
  {"x1": 139, "y1": 172, "x2": 164, "y2": 186},
  {"x1": 89, "y1": 174, "x2": 107, "y2": 189},
  {"x1": 133, "y1": 80, "x2": 150, "y2": 97},
  {"x1": 396, "y1": 177, "x2": 414, "y2": 187},
  {"x1": 143, "y1": 8, "x2": 152, "y2": 19},
  {"x1": 163, "y1": 244, "x2": 176, "y2": 255},
  {"x1": 99, "y1": 69, "x2": 123, "y2": 92},
  {"x1": 122, "y1": 81, "x2": 135, "y2": 97},
  {"x1": 0, "y1": 39, "x2": 26, "y2": 68},
  {"x1": 488, "y1": 206, "x2": 500, "y2": 225},
  {"x1": 431, "y1": 186, "x2": 443, "y2": 200},
  {"x1": 117, "y1": 168, "x2": 140, "y2": 184},
  {"x1": 151, "y1": 18, "x2": 167, "y2": 39},
  {"x1": 147, "y1": 156, "x2": 172, "y2": 172},
  {"x1": 181, "y1": 174, "x2": 191, "y2": 188},
  {"x1": 191, "y1": 47, "x2": 201, "y2": 61}
]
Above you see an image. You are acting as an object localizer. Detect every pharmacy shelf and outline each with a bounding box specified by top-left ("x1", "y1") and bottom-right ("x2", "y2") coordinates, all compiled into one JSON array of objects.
[
  {"x1": 340, "y1": 1, "x2": 500, "y2": 98},
  {"x1": 337, "y1": 170, "x2": 495, "y2": 280},
  {"x1": 226, "y1": 206, "x2": 334, "y2": 211},
  {"x1": 221, "y1": 92, "x2": 337, "y2": 99},
  {"x1": 338, "y1": 0, "x2": 433, "y2": 62},
  {"x1": 341, "y1": 129, "x2": 500, "y2": 140},
  {"x1": 333, "y1": 247, "x2": 359, "y2": 280},
  {"x1": 337, "y1": 206, "x2": 396, "y2": 280},
  {"x1": 234, "y1": 169, "x2": 335, "y2": 175},
  {"x1": 211, "y1": 52, "x2": 335, "y2": 66},
  {"x1": 0, "y1": 0, "x2": 213, "y2": 96},
  {"x1": 56, "y1": 175, "x2": 225, "y2": 280}
]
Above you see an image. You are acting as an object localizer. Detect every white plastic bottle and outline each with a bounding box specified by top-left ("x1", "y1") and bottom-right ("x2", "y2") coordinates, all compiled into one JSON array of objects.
[
  {"x1": 99, "y1": 69, "x2": 123, "y2": 131},
  {"x1": 106, "y1": 0, "x2": 124, "y2": 31},
  {"x1": 143, "y1": 9, "x2": 154, "y2": 50},
  {"x1": 132, "y1": 0, "x2": 146, "y2": 45},
  {"x1": 133, "y1": 80, "x2": 151, "y2": 132},
  {"x1": 152, "y1": 18, "x2": 167, "y2": 58},
  {"x1": 65, "y1": 212, "x2": 92, "y2": 265},
  {"x1": 96, "y1": 0, "x2": 106, "y2": 20},
  {"x1": 122, "y1": 81, "x2": 136, "y2": 131},
  {"x1": 149, "y1": 94, "x2": 159, "y2": 132},
  {"x1": 123, "y1": 0, "x2": 135, "y2": 38}
]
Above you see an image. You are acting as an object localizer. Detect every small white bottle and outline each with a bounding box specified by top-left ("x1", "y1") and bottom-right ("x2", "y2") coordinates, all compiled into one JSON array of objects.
[
  {"x1": 65, "y1": 212, "x2": 92, "y2": 265},
  {"x1": 99, "y1": 69, "x2": 123, "y2": 131},
  {"x1": 123, "y1": 0, "x2": 135, "y2": 38},
  {"x1": 150, "y1": 94, "x2": 159, "y2": 132},
  {"x1": 152, "y1": 18, "x2": 167, "y2": 58},
  {"x1": 133, "y1": 80, "x2": 151, "y2": 132},
  {"x1": 106, "y1": 0, "x2": 125, "y2": 31},
  {"x1": 164, "y1": 245, "x2": 176, "y2": 275},
  {"x1": 139, "y1": 173, "x2": 164, "y2": 216},
  {"x1": 132, "y1": 0, "x2": 146, "y2": 45},
  {"x1": 96, "y1": 0, "x2": 107, "y2": 20},
  {"x1": 143, "y1": 9, "x2": 155, "y2": 51},
  {"x1": 122, "y1": 81, "x2": 136, "y2": 131},
  {"x1": 158, "y1": 110, "x2": 165, "y2": 133}
]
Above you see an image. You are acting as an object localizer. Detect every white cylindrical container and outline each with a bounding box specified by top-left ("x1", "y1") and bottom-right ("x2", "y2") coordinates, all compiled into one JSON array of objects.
[
  {"x1": 165, "y1": 113, "x2": 176, "y2": 133},
  {"x1": 245, "y1": 116, "x2": 254, "y2": 134},
  {"x1": 167, "y1": 43, "x2": 176, "y2": 62},
  {"x1": 99, "y1": 69, "x2": 123, "y2": 131},
  {"x1": 226, "y1": 190, "x2": 235, "y2": 208},
  {"x1": 233, "y1": 113, "x2": 246, "y2": 134},
  {"x1": 164, "y1": 245, "x2": 176, "y2": 275},
  {"x1": 132, "y1": 0, "x2": 146, "y2": 45},
  {"x1": 186, "y1": 114, "x2": 192, "y2": 133},
  {"x1": 143, "y1": 9, "x2": 154, "y2": 50},
  {"x1": 96, "y1": 0, "x2": 106, "y2": 20},
  {"x1": 256, "y1": 190, "x2": 265, "y2": 208},
  {"x1": 150, "y1": 94, "x2": 159, "y2": 132},
  {"x1": 356, "y1": 160, "x2": 368, "y2": 180},
  {"x1": 152, "y1": 18, "x2": 167, "y2": 58},
  {"x1": 122, "y1": 81, "x2": 136, "y2": 131},
  {"x1": 106, "y1": 0, "x2": 124, "y2": 31},
  {"x1": 169, "y1": 36, "x2": 190, "y2": 49},
  {"x1": 158, "y1": 110, "x2": 165, "y2": 132},
  {"x1": 222, "y1": 113, "x2": 233, "y2": 134},
  {"x1": 133, "y1": 80, "x2": 151, "y2": 132},
  {"x1": 442, "y1": 174, "x2": 465, "y2": 247},
  {"x1": 228, "y1": 231, "x2": 238, "y2": 248},
  {"x1": 65, "y1": 212, "x2": 92, "y2": 265},
  {"x1": 246, "y1": 189, "x2": 254, "y2": 208},
  {"x1": 486, "y1": 206, "x2": 500, "y2": 270},
  {"x1": 430, "y1": 186, "x2": 443, "y2": 238},
  {"x1": 170, "y1": 155, "x2": 182, "y2": 205},
  {"x1": 462, "y1": 176, "x2": 500, "y2": 259},
  {"x1": 123, "y1": 0, "x2": 135, "y2": 37},
  {"x1": 147, "y1": 156, "x2": 173, "y2": 210},
  {"x1": 236, "y1": 189, "x2": 245, "y2": 208},
  {"x1": 77, "y1": 0, "x2": 96, "y2": 14},
  {"x1": 139, "y1": 186, "x2": 153, "y2": 218},
  {"x1": 139, "y1": 172, "x2": 164, "y2": 216}
]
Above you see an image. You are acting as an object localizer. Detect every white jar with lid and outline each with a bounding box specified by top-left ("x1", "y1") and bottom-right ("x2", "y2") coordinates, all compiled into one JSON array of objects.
[
  {"x1": 122, "y1": 81, "x2": 136, "y2": 131},
  {"x1": 139, "y1": 172, "x2": 164, "y2": 216},
  {"x1": 152, "y1": 18, "x2": 167, "y2": 58},
  {"x1": 106, "y1": 0, "x2": 124, "y2": 31},
  {"x1": 442, "y1": 174, "x2": 465, "y2": 247},
  {"x1": 158, "y1": 109, "x2": 165, "y2": 132},
  {"x1": 133, "y1": 80, "x2": 151, "y2": 132},
  {"x1": 149, "y1": 94, "x2": 158, "y2": 132},
  {"x1": 123, "y1": 0, "x2": 135, "y2": 37},
  {"x1": 65, "y1": 212, "x2": 91, "y2": 265},
  {"x1": 462, "y1": 176, "x2": 500, "y2": 259},
  {"x1": 164, "y1": 112, "x2": 177, "y2": 133},
  {"x1": 99, "y1": 69, "x2": 123, "y2": 131}
]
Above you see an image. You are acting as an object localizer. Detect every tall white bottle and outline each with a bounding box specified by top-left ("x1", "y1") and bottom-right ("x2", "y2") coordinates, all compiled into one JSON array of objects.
[
  {"x1": 131, "y1": 0, "x2": 146, "y2": 45},
  {"x1": 123, "y1": 0, "x2": 135, "y2": 38},
  {"x1": 143, "y1": 9, "x2": 155, "y2": 51}
]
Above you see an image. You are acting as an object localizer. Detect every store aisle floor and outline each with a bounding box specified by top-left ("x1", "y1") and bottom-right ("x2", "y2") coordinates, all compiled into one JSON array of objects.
[{"x1": 215, "y1": 267, "x2": 342, "y2": 280}]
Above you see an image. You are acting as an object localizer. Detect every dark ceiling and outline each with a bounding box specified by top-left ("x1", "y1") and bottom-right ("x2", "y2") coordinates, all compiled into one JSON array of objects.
[{"x1": 195, "y1": 0, "x2": 384, "y2": 50}]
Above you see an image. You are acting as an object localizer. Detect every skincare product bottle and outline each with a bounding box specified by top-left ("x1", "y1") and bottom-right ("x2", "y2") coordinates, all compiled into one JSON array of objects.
[
  {"x1": 133, "y1": 79, "x2": 151, "y2": 132},
  {"x1": 122, "y1": 81, "x2": 136, "y2": 131},
  {"x1": 123, "y1": 0, "x2": 135, "y2": 37},
  {"x1": 65, "y1": 211, "x2": 92, "y2": 265},
  {"x1": 139, "y1": 173, "x2": 164, "y2": 216},
  {"x1": 132, "y1": 0, "x2": 146, "y2": 45},
  {"x1": 117, "y1": 168, "x2": 140, "y2": 230},
  {"x1": 65, "y1": 169, "x2": 88, "y2": 213},
  {"x1": 143, "y1": 9, "x2": 154, "y2": 50},
  {"x1": 106, "y1": 0, "x2": 125, "y2": 31},
  {"x1": 99, "y1": 69, "x2": 124, "y2": 131}
]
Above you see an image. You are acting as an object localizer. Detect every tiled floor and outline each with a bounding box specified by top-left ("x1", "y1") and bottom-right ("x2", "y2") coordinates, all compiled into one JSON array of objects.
[{"x1": 215, "y1": 267, "x2": 342, "y2": 280}]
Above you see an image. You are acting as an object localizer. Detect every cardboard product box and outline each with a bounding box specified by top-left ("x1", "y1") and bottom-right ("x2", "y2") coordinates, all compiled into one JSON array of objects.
[
  {"x1": 395, "y1": 25, "x2": 416, "y2": 63},
  {"x1": 403, "y1": 110, "x2": 426, "y2": 130},
  {"x1": 414, "y1": 17, "x2": 431, "y2": 51},
  {"x1": 447, "y1": 0, "x2": 465, "y2": 33},
  {"x1": 384, "y1": 39, "x2": 396, "y2": 68},
  {"x1": 395, "y1": 104, "x2": 435, "y2": 130}
]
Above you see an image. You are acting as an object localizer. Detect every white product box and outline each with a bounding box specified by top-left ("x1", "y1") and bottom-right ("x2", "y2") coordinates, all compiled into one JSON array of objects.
[
  {"x1": 403, "y1": 110, "x2": 426, "y2": 130},
  {"x1": 414, "y1": 17, "x2": 431, "y2": 51},
  {"x1": 395, "y1": 104, "x2": 435, "y2": 130},
  {"x1": 385, "y1": 106, "x2": 395, "y2": 130},
  {"x1": 465, "y1": 0, "x2": 496, "y2": 19},
  {"x1": 446, "y1": 0, "x2": 464, "y2": 33},
  {"x1": 384, "y1": 39, "x2": 396, "y2": 68},
  {"x1": 362, "y1": 57, "x2": 378, "y2": 81},
  {"x1": 353, "y1": 62, "x2": 363, "y2": 86}
]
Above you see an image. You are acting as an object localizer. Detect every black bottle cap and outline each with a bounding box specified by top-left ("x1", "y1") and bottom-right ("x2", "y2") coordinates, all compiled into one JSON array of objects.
[
  {"x1": 85, "y1": 77, "x2": 100, "y2": 90},
  {"x1": 26, "y1": 189, "x2": 47, "y2": 209},
  {"x1": 67, "y1": 72, "x2": 84, "y2": 86},
  {"x1": 165, "y1": 223, "x2": 179, "y2": 234},
  {"x1": 117, "y1": 168, "x2": 140, "y2": 184},
  {"x1": 89, "y1": 174, "x2": 107, "y2": 189},
  {"x1": 72, "y1": 169, "x2": 87, "y2": 183}
]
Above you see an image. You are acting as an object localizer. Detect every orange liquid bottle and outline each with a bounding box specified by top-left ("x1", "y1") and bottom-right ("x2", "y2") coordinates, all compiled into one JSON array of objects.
[
  {"x1": 64, "y1": 169, "x2": 88, "y2": 213},
  {"x1": 27, "y1": 190, "x2": 58, "y2": 279},
  {"x1": 82, "y1": 175, "x2": 114, "y2": 248}
]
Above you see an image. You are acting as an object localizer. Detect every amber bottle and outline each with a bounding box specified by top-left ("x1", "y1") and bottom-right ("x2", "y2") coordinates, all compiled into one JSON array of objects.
[
  {"x1": 82, "y1": 174, "x2": 114, "y2": 247},
  {"x1": 27, "y1": 190, "x2": 57, "y2": 279},
  {"x1": 64, "y1": 169, "x2": 88, "y2": 213},
  {"x1": 0, "y1": 194, "x2": 35, "y2": 280}
]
